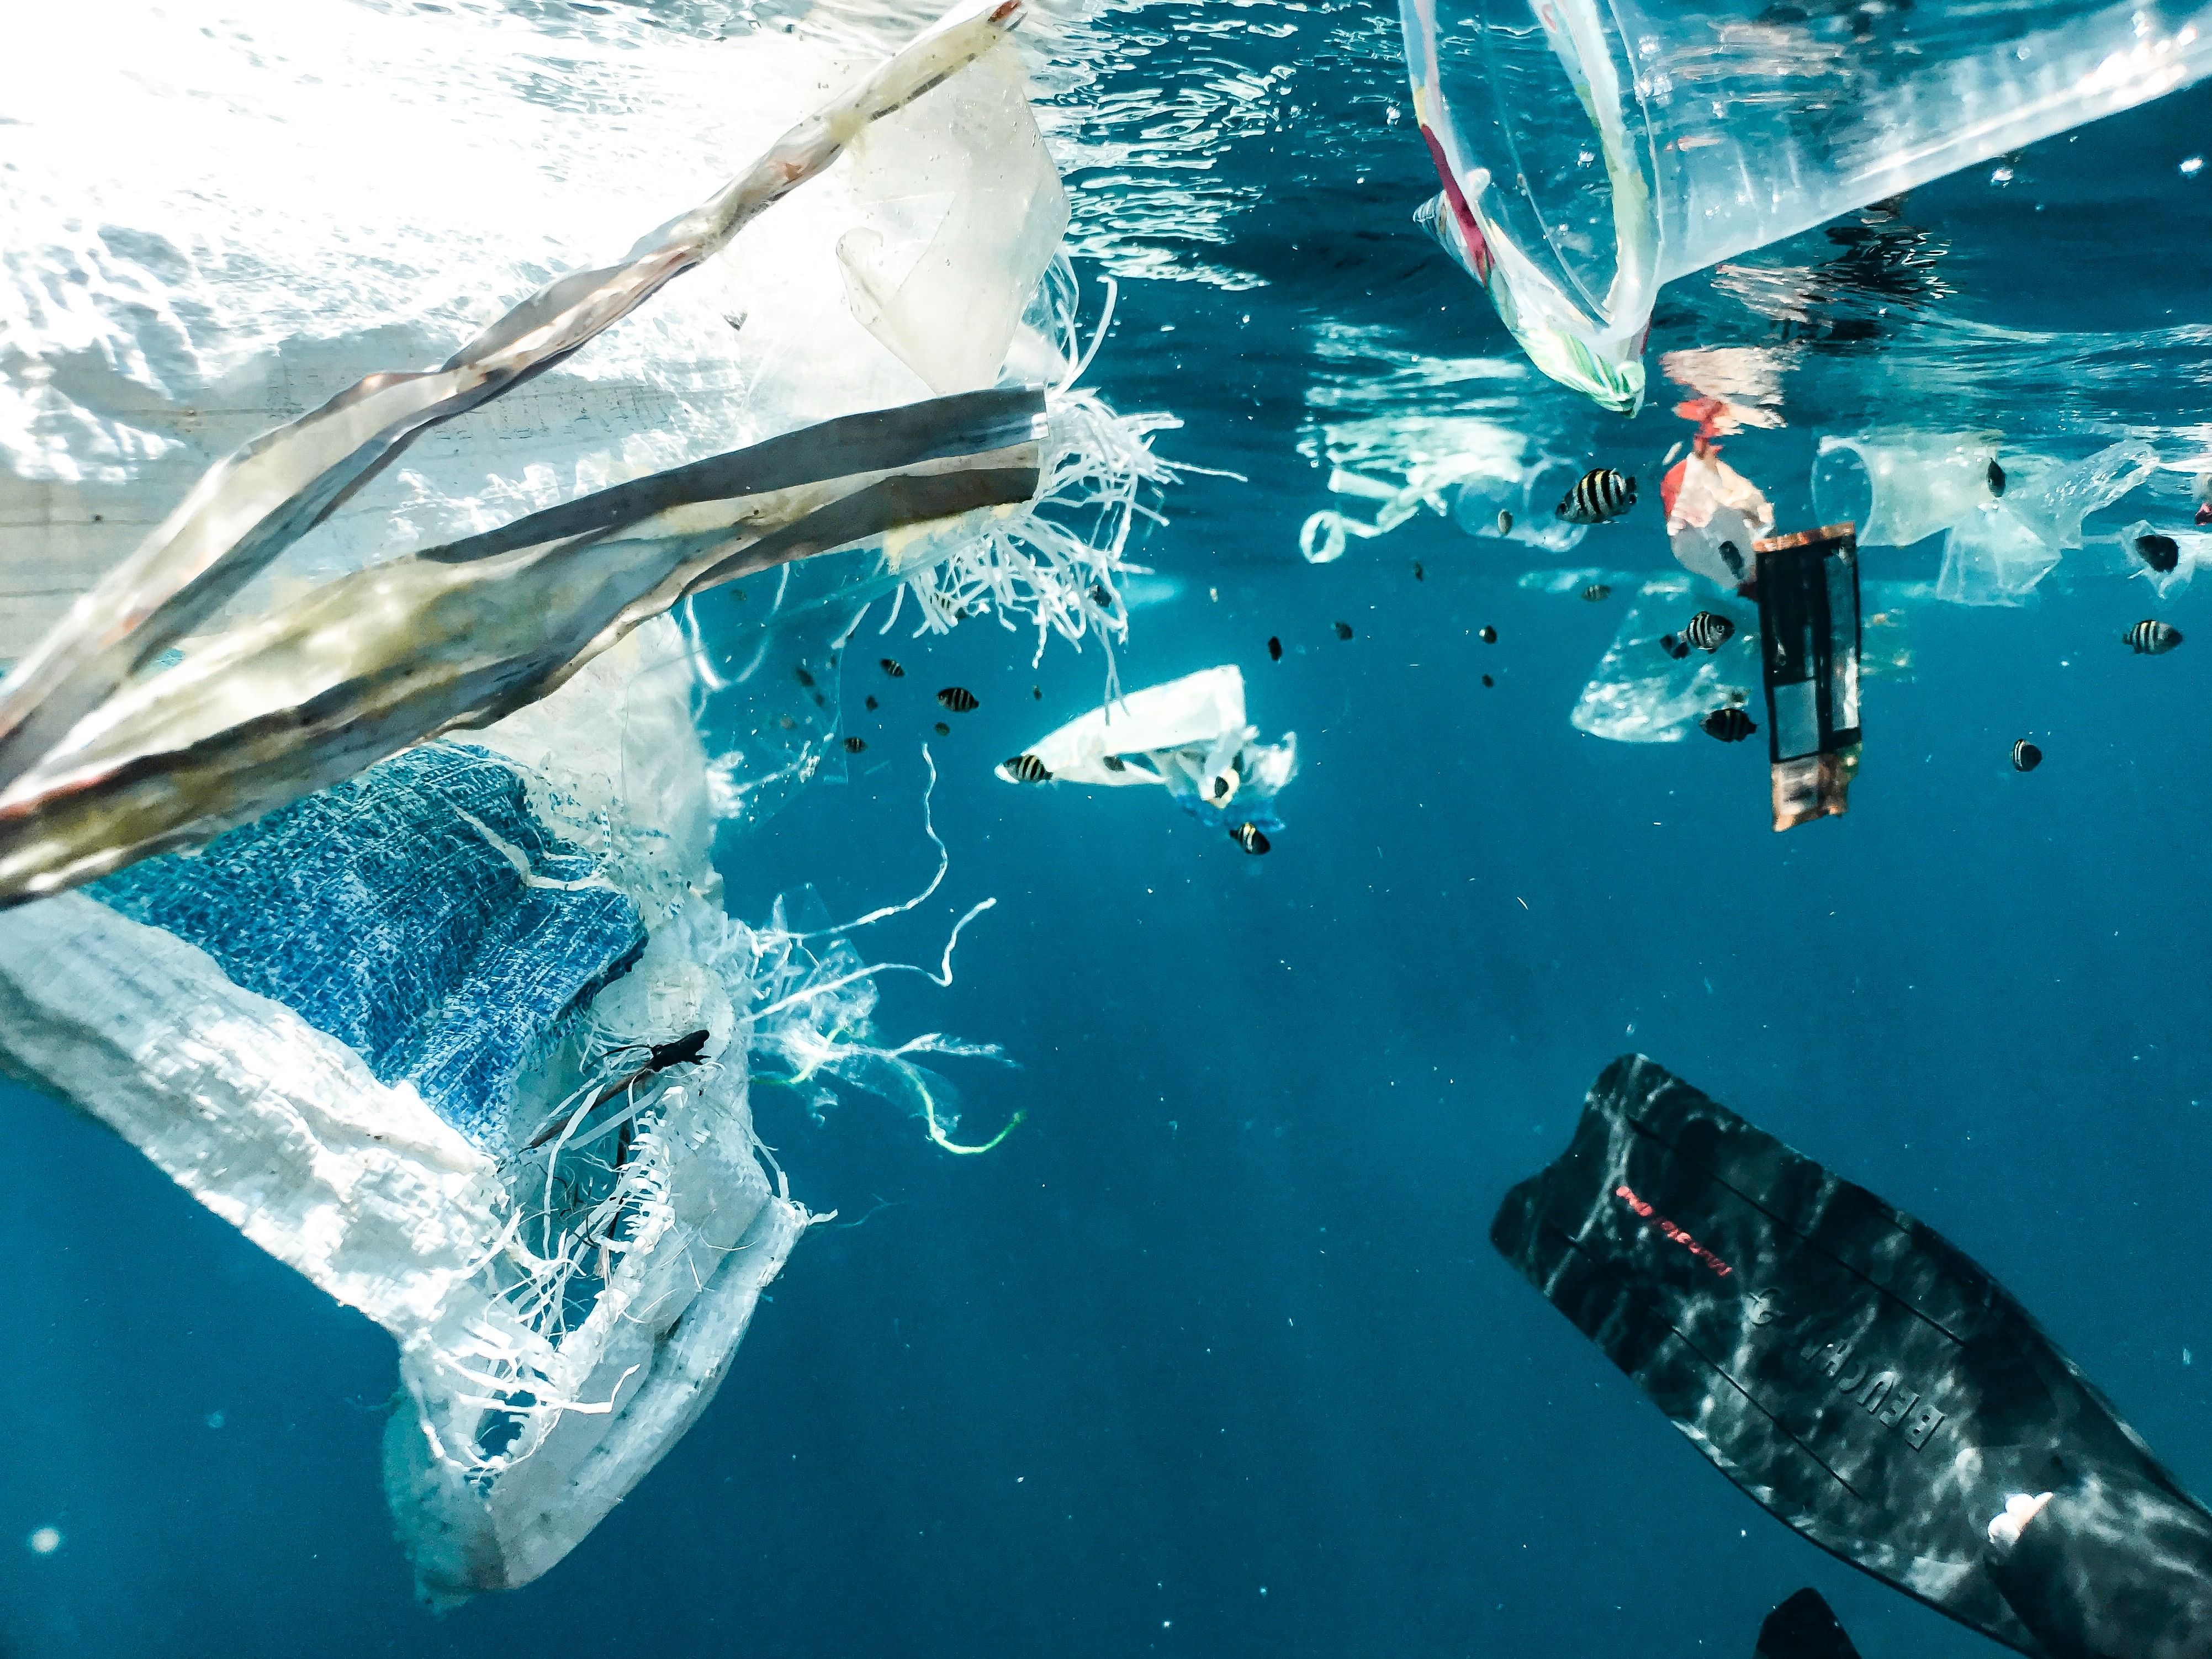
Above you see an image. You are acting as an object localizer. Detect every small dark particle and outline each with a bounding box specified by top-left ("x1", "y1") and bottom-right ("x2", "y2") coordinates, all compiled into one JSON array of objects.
[
  {"x1": 1987, "y1": 457, "x2": 2007, "y2": 497},
  {"x1": 955, "y1": 606, "x2": 969, "y2": 621},
  {"x1": 1268, "y1": 636, "x2": 1283, "y2": 661},
  {"x1": 1032, "y1": 685, "x2": 1043, "y2": 700},
  {"x1": 865, "y1": 695, "x2": 879, "y2": 711},
  {"x1": 811, "y1": 692, "x2": 825, "y2": 707},
  {"x1": 1496, "y1": 509, "x2": 1514, "y2": 536},
  {"x1": 2011, "y1": 739, "x2": 2042, "y2": 772},
  {"x1": 1210, "y1": 776, "x2": 1230, "y2": 801},
  {"x1": 2126, "y1": 618, "x2": 2184, "y2": 655},
  {"x1": 2135, "y1": 532, "x2": 2181, "y2": 574},
  {"x1": 1700, "y1": 706, "x2": 1758, "y2": 743},
  {"x1": 1479, "y1": 626, "x2": 1497, "y2": 644},
  {"x1": 1004, "y1": 753, "x2": 1052, "y2": 783},
  {"x1": 1413, "y1": 561, "x2": 1426, "y2": 582},
  {"x1": 92, "y1": 513, "x2": 103, "y2": 523},
  {"x1": 1718, "y1": 539, "x2": 1745, "y2": 579},
  {"x1": 1333, "y1": 622, "x2": 1354, "y2": 640},
  {"x1": 1581, "y1": 584, "x2": 1611, "y2": 602},
  {"x1": 880, "y1": 658, "x2": 905, "y2": 677},
  {"x1": 936, "y1": 686, "x2": 979, "y2": 712},
  {"x1": 777, "y1": 714, "x2": 796, "y2": 730},
  {"x1": 1556, "y1": 467, "x2": 1635, "y2": 524},
  {"x1": 1230, "y1": 821, "x2": 1271, "y2": 855},
  {"x1": 1089, "y1": 581, "x2": 1112, "y2": 607},
  {"x1": 1102, "y1": 754, "x2": 1127, "y2": 772},
  {"x1": 1480, "y1": 674, "x2": 1494, "y2": 688},
  {"x1": 843, "y1": 736, "x2": 866, "y2": 753},
  {"x1": 934, "y1": 721, "x2": 950, "y2": 735},
  {"x1": 1660, "y1": 634, "x2": 1693, "y2": 661},
  {"x1": 793, "y1": 666, "x2": 814, "y2": 687}
]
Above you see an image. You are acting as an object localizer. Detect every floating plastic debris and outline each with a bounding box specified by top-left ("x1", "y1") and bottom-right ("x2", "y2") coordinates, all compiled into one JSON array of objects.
[
  {"x1": 1755, "y1": 525, "x2": 1862, "y2": 831},
  {"x1": 2123, "y1": 518, "x2": 2212, "y2": 598},
  {"x1": 1569, "y1": 577, "x2": 1759, "y2": 744},
  {"x1": 1663, "y1": 443, "x2": 1774, "y2": 590},
  {"x1": 1399, "y1": 0, "x2": 2212, "y2": 407},
  {"x1": 996, "y1": 665, "x2": 1297, "y2": 840},
  {"x1": 1813, "y1": 433, "x2": 2004, "y2": 549},
  {"x1": 1935, "y1": 442, "x2": 2156, "y2": 605}
]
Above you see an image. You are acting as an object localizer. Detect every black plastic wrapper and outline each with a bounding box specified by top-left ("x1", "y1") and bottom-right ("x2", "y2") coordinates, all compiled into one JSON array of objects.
[{"x1": 1754, "y1": 523, "x2": 1862, "y2": 831}]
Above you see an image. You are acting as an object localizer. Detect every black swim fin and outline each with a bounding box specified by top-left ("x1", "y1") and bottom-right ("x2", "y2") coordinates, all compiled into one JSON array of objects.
[
  {"x1": 1494, "y1": 1055, "x2": 2212, "y2": 1659},
  {"x1": 1756, "y1": 1588, "x2": 1861, "y2": 1659}
]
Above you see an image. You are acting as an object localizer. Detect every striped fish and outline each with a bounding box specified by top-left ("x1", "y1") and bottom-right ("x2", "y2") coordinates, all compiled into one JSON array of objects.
[
  {"x1": 1661, "y1": 611, "x2": 1734, "y2": 657},
  {"x1": 1700, "y1": 706, "x2": 1757, "y2": 744},
  {"x1": 937, "y1": 686, "x2": 979, "y2": 712},
  {"x1": 1004, "y1": 753, "x2": 1051, "y2": 783},
  {"x1": 1581, "y1": 584, "x2": 1611, "y2": 602},
  {"x1": 2135, "y1": 533, "x2": 2180, "y2": 574},
  {"x1": 1555, "y1": 468, "x2": 1635, "y2": 524},
  {"x1": 843, "y1": 736, "x2": 866, "y2": 754},
  {"x1": 880, "y1": 658, "x2": 905, "y2": 677},
  {"x1": 1230, "y1": 821, "x2": 1271, "y2": 855},
  {"x1": 2126, "y1": 619, "x2": 2184, "y2": 655},
  {"x1": 2011, "y1": 740, "x2": 2042, "y2": 773}
]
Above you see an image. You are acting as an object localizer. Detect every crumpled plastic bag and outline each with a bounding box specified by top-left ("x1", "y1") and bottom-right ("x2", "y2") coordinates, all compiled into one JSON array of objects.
[
  {"x1": 1661, "y1": 443, "x2": 1774, "y2": 590},
  {"x1": 1936, "y1": 441, "x2": 2156, "y2": 605},
  {"x1": 997, "y1": 664, "x2": 1297, "y2": 830}
]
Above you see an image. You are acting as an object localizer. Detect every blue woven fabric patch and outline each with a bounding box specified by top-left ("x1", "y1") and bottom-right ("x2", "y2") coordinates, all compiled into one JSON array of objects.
[{"x1": 89, "y1": 742, "x2": 646, "y2": 1149}]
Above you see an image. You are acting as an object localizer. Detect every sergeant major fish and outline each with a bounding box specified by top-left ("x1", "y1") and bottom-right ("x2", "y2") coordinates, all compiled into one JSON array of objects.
[
  {"x1": 1556, "y1": 468, "x2": 1636, "y2": 524},
  {"x1": 1230, "y1": 821, "x2": 1271, "y2": 855},
  {"x1": 2126, "y1": 619, "x2": 2184, "y2": 655},
  {"x1": 1700, "y1": 706, "x2": 1758, "y2": 743},
  {"x1": 1661, "y1": 612, "x2": 1734, "y2": 659},
  {"x1": 937, "y1": 686, "x2": 980, "y2": 712}
]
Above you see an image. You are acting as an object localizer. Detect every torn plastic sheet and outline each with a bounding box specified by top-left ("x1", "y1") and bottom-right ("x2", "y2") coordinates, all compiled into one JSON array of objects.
[
  {"x1": 1935, "y1": 442, "x2": 2157, "y2": 605},
  {"x1": 1813, "y1": 432, "x2": 2003, "y2": 549},
  {"x1": 997, "y1": 664, "x2": 1297, "y2": 831},
  {"x1": 1756, "y1": 525, "x2": 1862, "y2": 832},
  {"x1": 1570, "y1": 576, "x2": 1917, "y2": 743},
  {"x1": 0, "y1": 0, "x2": 1136, "y2": 1607},
  {"x1": 1569, "y1": 576, "x2": 1761, "y2": 744},
  {"x1": 0, "y1": 387, "x2": 1047, "y2": 908}
]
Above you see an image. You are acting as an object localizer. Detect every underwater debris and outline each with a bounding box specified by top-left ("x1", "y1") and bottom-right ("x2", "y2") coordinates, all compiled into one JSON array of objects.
[
  {"x1": 1663, "y1": 443, "x2": 1774, "y2": 589},
  {"x1": 1755, "y1": 524, "x2": 1862, "y2": 831},
  {"x1": 2121, "y1": 518, "x2": 2212, "y2": 598},
  {"x1": 996, "y1": 665, "x2": 1296, "y2": 841}
]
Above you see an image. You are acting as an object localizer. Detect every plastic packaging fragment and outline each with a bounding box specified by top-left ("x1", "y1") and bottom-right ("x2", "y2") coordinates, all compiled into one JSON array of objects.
[
  {"x1": 998, "y1": 665, "x2": 1298, "y2": 834},
  {"x1": 2121, "y1": 518, "x2": 2211, "y2": 599},
  {"x1": 1569, "y1": 577, "x2": 1759, "y2": 744},
  {"x1": 1300, "y1": 450, "x2": 1587, "y2": 564},
  {"x1": 0, "y1": 388, "x2": 1047, "y2": 909},
  {"x1": 1812, "y1": 432, "x2": 2001, "y2": 549},
  {"x1": 1934, "y1": 441, "x2": 2156, "y2": 605},
  {"x1": 1755, "y1": 524, "x2": 1862, "y2": 832},
  {"x1": 1662, "y1": 442, "x2": 1775, "y2": 591},
  {"x1": 837, "y1": 40, "x2": 1070, "y2": 395},
  {"x1": 0, "y1": 0, "x2": 1029, "y2": 800}
]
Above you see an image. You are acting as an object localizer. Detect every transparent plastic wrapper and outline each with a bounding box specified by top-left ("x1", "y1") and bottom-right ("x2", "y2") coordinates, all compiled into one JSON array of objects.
[
  {"x1": 0, "y1": 0, "x2": 1162, "y2": 1605},
  {"x1": 1301, "y1": 450, "x2": 1586, "y2": 563},
  {"x1": 1569, "y1": 577, "x2": 1760, "y2": 744},
  {"x1": 996, "y1": 665, "x2": 1297, "y2": 836},
  {"x1": 1934, "y1": 442, "x2": 2156, "y2": 606},
  {"x1": 1661, "y1": 443, "x2": 1774, "y2": 590},
  {"x1": 1756, "y1": 526, "x2": 1862, "y2": 831},
  {"x1": 1400, "y1": 0, "x2": 2212, "y2": 409},
  {"x1": 1812, "y1": 433, "x2": 2004, "y2": 549},
  {"x1": 2121, "y1": 518, "x2": 2212, "y2": 600}
]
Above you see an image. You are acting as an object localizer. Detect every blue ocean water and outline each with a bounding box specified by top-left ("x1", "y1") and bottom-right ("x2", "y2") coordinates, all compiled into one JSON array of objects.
[{"x1": 7, "y1": 12, "x2": 2212, "y2": 1657}]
